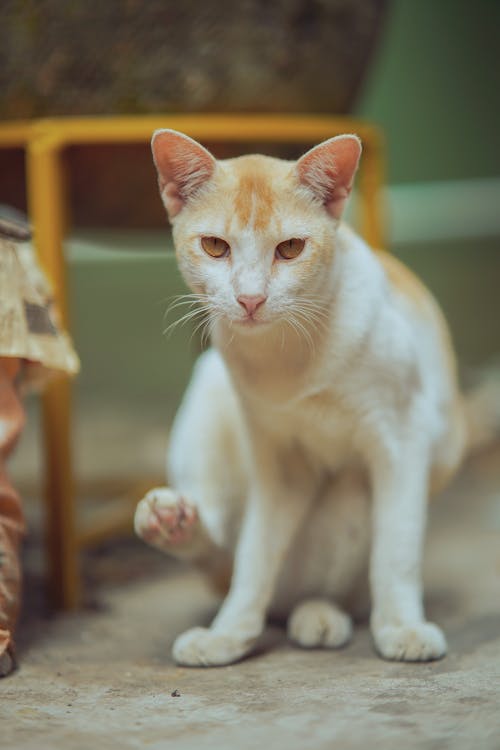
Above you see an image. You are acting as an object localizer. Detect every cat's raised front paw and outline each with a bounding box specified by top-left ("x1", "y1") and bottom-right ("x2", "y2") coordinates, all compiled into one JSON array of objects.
[
  {"x1": 373, "y1": 621, "x2": 447, "y2": 662},
  {"x1": 288, "y1": 599, "x2": 352, "y2": 649},
  {"x1": 172, "y1": 627, "x2": 251, "y2": 667},
  {"x1": 134, "y1": 487, "x2": 198, "y2": 550}
]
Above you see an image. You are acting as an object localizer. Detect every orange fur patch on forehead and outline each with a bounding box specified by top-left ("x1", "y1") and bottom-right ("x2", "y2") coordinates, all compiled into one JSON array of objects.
[{"x1": 233, "y1": 160, "x2": 277, "y2": 232}]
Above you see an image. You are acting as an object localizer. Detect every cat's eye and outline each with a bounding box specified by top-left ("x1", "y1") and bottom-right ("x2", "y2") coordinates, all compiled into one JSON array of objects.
[
  {"x1": 201, "y1": 236, "x2": 230, "y2": 258},
  {"x1": 275, "y1": 238, "x2": 305, "y2": 260}
]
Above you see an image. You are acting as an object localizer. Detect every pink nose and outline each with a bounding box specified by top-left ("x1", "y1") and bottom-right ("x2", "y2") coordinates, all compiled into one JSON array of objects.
[{"x1": 237, "y1": 294, "x2": 267, "y2": 317}]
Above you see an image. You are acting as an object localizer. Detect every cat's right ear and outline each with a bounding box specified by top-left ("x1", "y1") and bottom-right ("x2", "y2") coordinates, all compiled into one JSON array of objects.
[
  {"x1": 151, "y1": 130, "x2": 216, "y2": 219},
  {"x1": 296, "y1": 135, "x2": 362, "y2": 220}
]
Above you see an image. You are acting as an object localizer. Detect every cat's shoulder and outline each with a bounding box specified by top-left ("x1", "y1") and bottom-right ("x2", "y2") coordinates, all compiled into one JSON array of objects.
[
  {"x1": 376, "y1": 250, "x2": 437, "y2": 319},
  {"x1": 375, "y1": 249, "x2": 457, "y2": 377}
]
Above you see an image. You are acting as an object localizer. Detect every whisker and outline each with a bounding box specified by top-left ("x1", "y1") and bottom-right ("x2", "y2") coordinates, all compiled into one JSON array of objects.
[
  {"x1": 204, "y1": 311, "x2": 225, "y2": 346},
  {"x1": 289, "y1": 296, "x2": 330, "y2": 331},
  {"x1": 294, "y1": 307, "x2": 327, "y2": 348},
  {"x1": 162, "y1": 300, "x2": 198, "y2": 324},
  {"x1": 189, "y1": 304, "x2": 221, "y2": 342},
  {"x1": 163, "y1": 306, "x2": 210, "y2": 338},
  {"x1": 190, "y1": 315, "x2": 210, "y2": 346},
  {"x1": 163, "y1": 293, "x2": 210, "y2": 312},
  {"x1": 200, "y1": 320, "x2": 212, "y2": 349},
  {"x1": 293, "y1": 299, "x2": 329, "y2": 318},
  {"x1": 220, "y1": 317, "x2": 235, "y2": 350},
  {"x1": 288, "y1": 311, "x2": 315, "y2": 355},
  {"x1": 191, "y1": 310, "x2": 223, "y2": 349},
  {"x1": 294, "y1": 295, "x2": 327, "y2": 309},
  {"x1": 292, "y1": 305, "x2": 329, "y2": 332},
  {"x1": 293, "y1": 298, "x2": 330, "y2": 323},
  {"x1": 161, "y1": 293, "x2": 211, "y2": 324}
]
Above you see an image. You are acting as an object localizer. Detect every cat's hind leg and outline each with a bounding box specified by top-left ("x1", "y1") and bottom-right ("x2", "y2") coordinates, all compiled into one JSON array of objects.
[
  {"x1": 288, "y1": 598, "x2": 353, "y2": 649},
  {"x1": 284, "y1": 471, "x2": 367, "y2": 651}
]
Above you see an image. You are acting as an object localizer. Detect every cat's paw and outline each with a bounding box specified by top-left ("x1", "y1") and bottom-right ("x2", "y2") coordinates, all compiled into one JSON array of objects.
[
  {"x1": 288, "y1": 599, "x2": 353, "y2": 649},
  {"x1": 172, "y1": 627, "x2": 251, "y2": 667},
  {"x1": 373, "y1": 621, "x2": 447, "y2": 662},
  {"x1": 134, "y1": 487, "x2": 198, "y2": 550}
]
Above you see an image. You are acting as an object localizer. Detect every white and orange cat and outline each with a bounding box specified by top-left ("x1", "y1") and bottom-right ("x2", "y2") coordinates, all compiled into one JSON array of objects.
[{"x1": 134, "y1": 129, "x2": 493, "y2": 667}]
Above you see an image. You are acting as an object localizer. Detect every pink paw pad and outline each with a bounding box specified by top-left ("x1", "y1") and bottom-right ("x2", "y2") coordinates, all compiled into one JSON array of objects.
[
  {"x1": 135, "y1": 490, "x2": 199, "y2": 548},
  {"x1": 150, "y1": 498, "x2": 198, "y2": 544}
]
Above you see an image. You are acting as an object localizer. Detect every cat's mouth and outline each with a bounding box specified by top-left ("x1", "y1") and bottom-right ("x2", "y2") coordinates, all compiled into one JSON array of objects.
[
  {"x1": 236, "y1": 316, "x2": 265, "y2": 327},
  {"x1": 234, "y1": 314, "x2": 270, "y2": 329}
]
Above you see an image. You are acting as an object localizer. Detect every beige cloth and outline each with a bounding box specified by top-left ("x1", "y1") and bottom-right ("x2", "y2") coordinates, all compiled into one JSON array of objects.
[
  {"x1": 0, "y1": 236, "x2": 79, "y2": 675},
  {"x1": 0, "y1": 358, "x2": 25, "y2": 676},
  {"x1": 0, "y1": 237, "x2": 79, "y2": 386}
]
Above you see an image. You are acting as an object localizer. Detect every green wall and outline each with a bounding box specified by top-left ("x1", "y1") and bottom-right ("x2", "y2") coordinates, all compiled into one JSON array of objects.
[{"x1": 355, "y1": 0, "x2": 500, "y2": 183}]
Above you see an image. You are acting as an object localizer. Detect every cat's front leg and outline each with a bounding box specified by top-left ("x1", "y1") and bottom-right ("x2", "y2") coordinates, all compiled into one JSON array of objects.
[
  {"x1": 173, "y1": 456, "x2": 313, "y2": 667},
  {"x1": 369, "y1": 437, "x2": 447, "y2": 662}
]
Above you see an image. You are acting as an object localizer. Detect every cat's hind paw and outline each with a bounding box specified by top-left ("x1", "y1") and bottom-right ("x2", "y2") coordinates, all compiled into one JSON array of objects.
[
  {"x1": 373, "y1": 621, "x2": 447, "y2": 662},
  {"x1": 134, "y1": 487, "x2": 199, "y2": 551},
  {"x1": 288, "y1": 599, "x2": 353, "y2": 649},
  {"x1": 172, "y1": 627, "x2": 252, "y2": 667}
]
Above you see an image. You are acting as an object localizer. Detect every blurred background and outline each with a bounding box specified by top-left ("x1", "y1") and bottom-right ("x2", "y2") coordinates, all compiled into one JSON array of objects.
[{"x1": 0, "y1": 0, "x2": 499, "y2": 570}]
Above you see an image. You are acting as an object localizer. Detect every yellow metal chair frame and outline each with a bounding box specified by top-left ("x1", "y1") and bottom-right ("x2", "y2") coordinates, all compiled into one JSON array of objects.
[{"x1": 0, "y1": 114, "x2": 385, "y2": 610}]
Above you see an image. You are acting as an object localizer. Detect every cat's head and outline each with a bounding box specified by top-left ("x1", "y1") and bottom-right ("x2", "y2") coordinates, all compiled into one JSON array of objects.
[{"x1": 152, "y1": 129, "x2": 361, "y2": 330}]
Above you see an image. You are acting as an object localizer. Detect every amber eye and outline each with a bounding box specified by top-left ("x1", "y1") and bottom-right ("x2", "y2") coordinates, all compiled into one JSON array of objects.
[
  {"x1": 201, "y1": 236, "x2": 230, "y2": 258},
  {"x1": 275, "y1": 238, "x2": 305, "y2": 260}
]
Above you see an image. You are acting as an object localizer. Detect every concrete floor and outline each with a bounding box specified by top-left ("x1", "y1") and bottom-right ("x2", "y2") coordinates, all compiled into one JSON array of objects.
[{"x1": 2, "y1": 435, "x2": 500, "y2": 749}]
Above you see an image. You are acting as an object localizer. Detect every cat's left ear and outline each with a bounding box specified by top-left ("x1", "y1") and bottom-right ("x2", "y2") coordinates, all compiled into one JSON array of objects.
[
  {"x1": 152, "y1": 129, "x2": 216, "y2": 219},
  {"x1": 296, "y1": 135, "x2": 362, "y2": 219}
]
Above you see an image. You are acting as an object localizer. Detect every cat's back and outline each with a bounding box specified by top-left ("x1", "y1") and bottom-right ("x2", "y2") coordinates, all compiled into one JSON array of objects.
[
  {"x1": 378, "y1": 251, "x2": 439, "y2": 318},
  {"x1": 376, "y1": 250, "x2": 459, "y2": 386}
]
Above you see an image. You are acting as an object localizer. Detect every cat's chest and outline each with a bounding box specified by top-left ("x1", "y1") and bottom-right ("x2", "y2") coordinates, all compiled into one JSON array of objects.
[
  {"x1": 222, "y1": 341, "x2": 362, "y2": 469},
  {"x1": 232, "y1": 356, "x2": 315, "y2": 404},
  {"x1": 258, "y1": 388, "x2": 358, "y2": 470}
]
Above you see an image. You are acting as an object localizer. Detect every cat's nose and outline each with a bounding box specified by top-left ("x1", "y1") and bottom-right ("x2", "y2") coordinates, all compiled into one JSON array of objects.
[{"x1": 237, "y1": 294, "x2": 267, "y2": 317}]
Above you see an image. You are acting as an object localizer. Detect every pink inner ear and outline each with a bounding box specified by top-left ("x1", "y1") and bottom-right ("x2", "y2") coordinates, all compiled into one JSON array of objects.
[
  {"x1": 297, "y1": 135, "x2": 362, "y2": 219},
  {"x1": 163, "y1": 181, "x2": 184, "y2": 218},
  {"x1": 152, "y1": 130, "x2": 216, "y2": 218}
]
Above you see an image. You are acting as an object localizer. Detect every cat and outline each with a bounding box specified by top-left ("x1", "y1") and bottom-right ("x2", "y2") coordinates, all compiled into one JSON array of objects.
[{"x1": 134, "y1": 128, "x2": 496, "y2": 667}]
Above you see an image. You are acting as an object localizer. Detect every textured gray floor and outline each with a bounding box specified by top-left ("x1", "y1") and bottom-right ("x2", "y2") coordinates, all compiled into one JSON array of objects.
[{"x1": 2, "y1": 436, "x2": 500, "y2": 749}]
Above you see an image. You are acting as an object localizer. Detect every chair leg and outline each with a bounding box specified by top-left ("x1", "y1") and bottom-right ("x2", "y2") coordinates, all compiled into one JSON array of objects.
[
  {"x1": 27, "y1": 131, "x2": 80, "y2": 610},
  {"x1": 358, "y1": 133, "x2": 386, "y2": 251},
  {"x1": 41, "y1": 375, "x2": 80, "y2": 610}
]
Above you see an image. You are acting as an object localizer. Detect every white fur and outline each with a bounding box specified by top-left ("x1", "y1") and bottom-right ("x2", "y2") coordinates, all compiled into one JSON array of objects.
[{"x1": 135, "y1": 139, "x2": 467, "y2": 667}]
